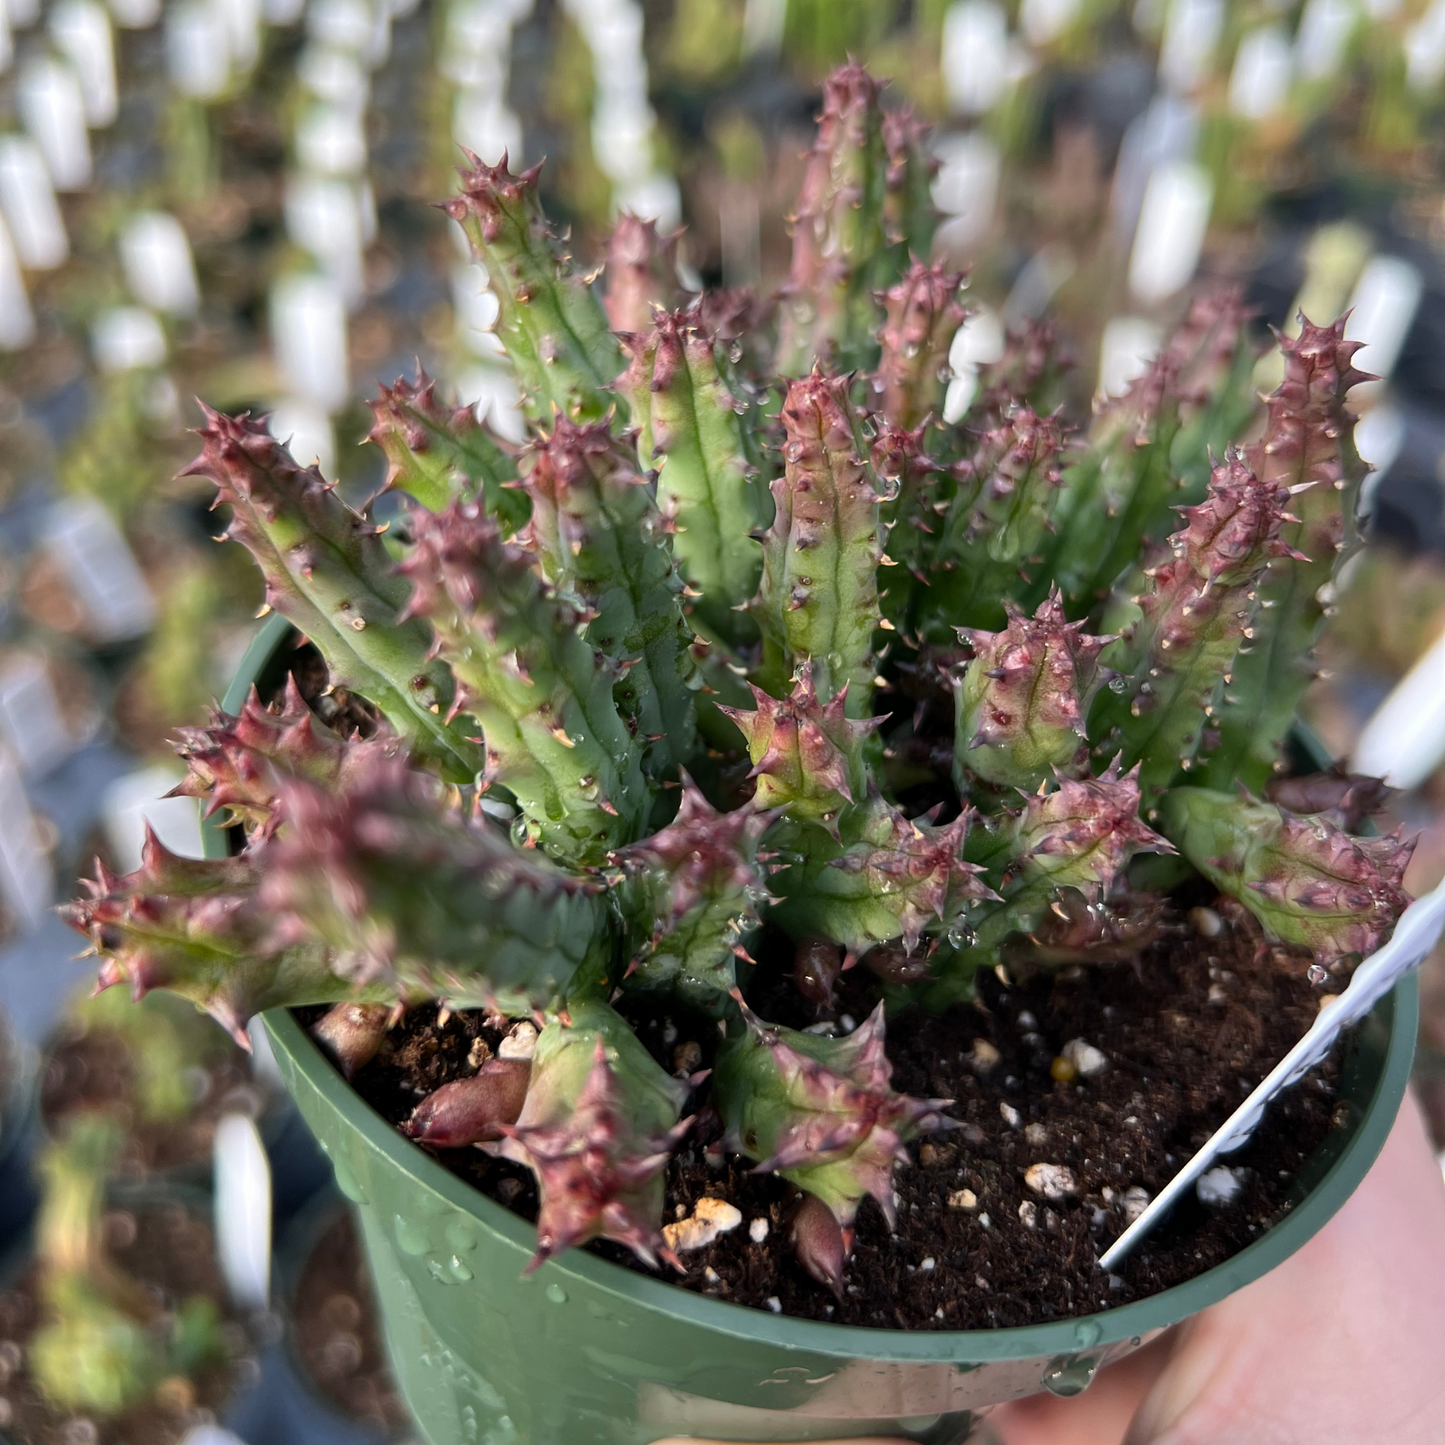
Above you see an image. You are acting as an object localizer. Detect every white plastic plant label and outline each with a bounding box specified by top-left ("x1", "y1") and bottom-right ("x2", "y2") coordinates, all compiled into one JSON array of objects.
[
  {"x1": 213, "y1": 1112, "x2": 272, "y2": 1311},
  {"x1": 262, "y1": 0, "x2": 306, "y2": 24},
  {"x1": 283, "y1": 174, "x2": 365, "y2": 305},
  {"x1": 120, "y1": 210, "x2": 200, "y2": 316},
  {"x1": 219, "y1": 0, "x2": 261, "y2": 73},
  {"x1": 1127, "y1": 159, "x2": 1213, "y2": 306},
  {"x1": 102, "y1": 764, "x2": 204, "y2": 873},
  {"x1": 1097, "y1": 315, "x2": 1163, "y2": 397},
  {"x1": 931, "y1": 130, "x2": 1001, "y2": 252},
  {"x1": 942, "y1": 307, "x2": 1005, "y2": 423},
  {"x1": 1406, "y1": 0, "x2": 1445, "y2": 91},
  {"x1": 1101, "y1": 875, "x2": 1445, "y2": 1267},
  {"x1": 165, "y1": 1, "x2": 231, "y2": 100},
  {"x1": 6, "y1": 0, "x2": 39, "y2": 28},
  {"x1": 1344, "y1": 255, "x2": 1423, "y2": 386},
  {"x1": 0, "y1": 137, "x2": 68, "y2": 269},
  {"x1": 1228, "y1": 26, "x2": 1293, "y2": 119},
  {"x1": 91, "y1": 305, "x2": 167, "y2": 371},
  {"x1": 741, "y1": 0, "x2": 786, "y2": 56},
  {"x1": 942, "y1": 0, "x2": 1011, "y2": 115},
  {"x1": 44, "y1": 498, "x2": 156, "y2": 642},
  {"x1": 108, "y1": 0, "x2": 163, "y2": 29},
  {"x1": 268, "y1": 396, "x2": 336, "y2": 478},
  {"x1": 307, "y1": 0, "x2": 374, "y2": 53},
  {"x1": 1158, "y1": 0, "x2": 1224, "y2": 93},
  {"x1": 295, "y1": 102, "x2": 368, "y2": 176},
  {"x1": 0, "y1": 656, "x2": 72, "y2": 778},
  {"x1": 1295, "y1": 0, "x2": 1358, "y2": 82},
  {"x1": 49, "y1": 0, "x2": 118, "y2": 128},
  {"x1": 456, "y1": 362, "x2": 527, "y2": 445},
  {"x1": 453, "y1": 85, "x2": 524, "y2": 169},
  {"x1": 1351, "y1": 627, "x2": 1445, "y2": 791},
  {"x1": 0, "y1": 746, "x2": 52, "y2": 933},
  {"x1": 1021, "y1": 0, "x2": 1080, "y2": 47},
  {"x1": 18, "y1": 56, "x2": 93, "y2": 192},
  {"x1": 270, "y1": 271, "x2": 349, "y2": 413},
  {"x1": 0, "y1": 216, "x2": 35, "y2": 351}
]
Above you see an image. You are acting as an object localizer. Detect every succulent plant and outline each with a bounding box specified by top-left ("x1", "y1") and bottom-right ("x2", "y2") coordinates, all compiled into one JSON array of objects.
[
  {"x1": 69, "y1": 64, "x2": 1410, "y2": 1294},
  {"x1": 30, "y1": 1114, "x2": 226, "y2": 1417}
]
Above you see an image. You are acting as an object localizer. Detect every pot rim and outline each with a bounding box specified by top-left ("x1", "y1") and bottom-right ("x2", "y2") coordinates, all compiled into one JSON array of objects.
[{"x1": 234, "y1": 614, "x2": 1417, "y2": 1365}]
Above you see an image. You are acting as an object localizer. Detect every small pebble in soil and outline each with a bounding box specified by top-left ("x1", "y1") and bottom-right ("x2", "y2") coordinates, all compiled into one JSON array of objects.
[
  {"x1": 673, "y1": 1041, "x2": 702, "y2": 1075},
  {"x1": 1024, "y1": 1163, "x2": 1078, "y2": 1200},
  {"x1": 1123, "y1": 1185, "x2": 1151, "y2": 1222},
  {"x1": 749, "y1": 1217, "x2": 769, "y2": 1243},
  {"x1": 1018, "y1": 1200, "x2": 1038, "y2": 1229},
  {"x1": 969, "y1": 1038, "x2": 1000, "y2": 1074},
  {"x1": 977, "y1": 1212, "x2": 992, "y2": 1229},
  {"x1": 1190, "y1": 906, "x2": 1224, "y2": 938},
  {"x1": 1050, "y1": 1055, "x2": 1076, "y2": 1083},
  {"x1": 1000, "y1": 1102, "x2": 1021, "y2": 1127},
  {"x1": 1061, "y1": 1038, "x2": 1109, "y2": 1077},
  {"x1": 1024, "y1": 1122, "x2": 1048, "y2": 1146},
  {"x1": 1017, "y1": 1011, "x2": 1038, "y2": 1030},
  {"x1": 498, "y1": 1021, "x2": 537, "y2": 1061},
  {"x1": 467, "y1": 1037, "x2": 491, "y2": 1069},
  {"x1": 949, "y1": 1188, "x2": 978, "y2": 1211},
  {"x1": 663, "y1": 1198, "x2": 743, "y2": 1253},
  {"x1": 1196, "y1": 1166, "x2": 1244, "y2": 1206},
  {"x1": 919, "y1": 1257, "x2": 935, "y2": 1272},
  {"x1": 766, "y1": 1297, "x2": 782, "y2": 1313}
]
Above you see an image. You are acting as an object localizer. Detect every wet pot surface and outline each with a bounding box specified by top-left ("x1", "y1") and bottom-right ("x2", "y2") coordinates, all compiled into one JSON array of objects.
[{"x1": 261, "y1": 974, "x2": 1413, "y2": 1445}]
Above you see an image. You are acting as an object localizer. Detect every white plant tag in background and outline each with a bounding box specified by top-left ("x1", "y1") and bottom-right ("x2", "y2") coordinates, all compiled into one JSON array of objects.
[
  {"x1": 0, "y1": 137, "x2": 67, "y2": 269},
  {"x1": 943, "y1": 307, "x2": 1005, "y2": 422},
  {"x1": 262, "y1": 0, "x2": 306, "y2": 25},
  {"x1": 1100, "y1": 877, "x2": 1445, "y2": 1268},
  {"x1": 1021, "y1": 0, "x2": 1081, "y2": 46},
  {"x1": 0, "y1": 216, "x2": 35, "y2": 351},
  {"x1": 270, "y1": 272, "x2": 349, "y2": 413},
  {"x1": 1406, "y1": 0, "x2": 1445, "y2": 90},
  {"x1": 1344, "y1": 255, "x2": 1423, "y2": 387},
  {"x1": 120, "y1": 211, "x2": 200, "y2": 316},
  {"x1": 268, "y1": 397, "x2": 336, "y2": 478},
  {"x1": 108, "y1": 0, "x2": 163, "y2": 29},
  {"x1": 18, "y1": 57, "x2": 92, "y2": 192},
  {"x1": 1351, "y1": 627, "x2": 1445, "y2": 790},
  {"x1": 49, "y1": 0, "x2": 118, "y2": 128},
  {"x1": 1228, "y1": 26, "x2": 1293, "y2": 118},
  {"x1": 165, "y1": 1, "x2": 231, "y2": 100},
  {"x1": 931, "y1": 130, "x2": 1001, "y2": 252},
  {"x1": 102, "y1": 764, "x2": 204, "y2": 873},
  {"x1": 44, "y1": 498, "x2": 156, "y2": 642},
  {"x1": 1097, "y1": 315, "x2": 1162, "y2": 397},
  {"x1": 284, "y1": 174, "x2": 366, "y2": 305},
  {"x1": 214, "y1": 1112, "x2": 272, "y2": 1312},
  {"x1": 453, "y1": 85, "x2": 524, "y2": 168},
  {"x1": 179, "y1": 1428, "x2": 248, "y2": 1445},
  {"x1": 1296, "y1": 0, "x2": 1358, "y2": 81},
  {"x1": 0, "y1": 747, "x2": 52, "y2": 932},
  {"x1": 1159, "y1": 0, "x2": 1225, "y2": 92},
  {"x1": 1127, "y1": 160, "x2": 1213, "y2": 305},
  {"x1": 0, "y1": 656, "x2": 73, "y2": 778},
  {"x1": 219, "y1": 0, "x2": 261, "y2": 72},
  {"x1": 295, "y1": 102, "x2": 368, "y2": 176},
  {"x1": 91, "y1": 305, "x2": 167, "y2": 371},
  {"x1": 942, "y1": 0, "x2": 1011, "y2": 114}
]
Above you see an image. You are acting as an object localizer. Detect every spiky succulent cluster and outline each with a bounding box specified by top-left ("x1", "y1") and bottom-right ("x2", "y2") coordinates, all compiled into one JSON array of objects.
[{"x1": 68, "y1": 64, "x2": 1413, "y2": 1295}]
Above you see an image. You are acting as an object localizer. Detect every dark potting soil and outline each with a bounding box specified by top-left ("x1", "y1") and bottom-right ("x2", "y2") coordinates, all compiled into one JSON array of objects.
[
  {"x1": 289, "y1": 1210, "x2": 411, "y2": 1432},
  {"x1": 331, "y1": 900, "x2": 1349, "y2": 1331},
  {"x1": 0, "y1": 1202, "x2": 250, "y2": 1445},
  {"x1": 39, "y1": 1030, "x2": 270, "y2": 1177}
]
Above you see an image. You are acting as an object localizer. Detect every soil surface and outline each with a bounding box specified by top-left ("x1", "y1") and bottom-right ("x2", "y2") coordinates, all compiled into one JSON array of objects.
[
  {"x1": 40, "y1": 1030, "x2": 269, "y2": 1177},
  {"x1": 289, "y1": 1210, "x2": 411, "y2": 1432},
  {"x1": 333, "y1": 900, "x2": 1349, "y2": 1330},
  {"x1": 0, "y1": 1202, "x2": 250, "y2": 1444}
]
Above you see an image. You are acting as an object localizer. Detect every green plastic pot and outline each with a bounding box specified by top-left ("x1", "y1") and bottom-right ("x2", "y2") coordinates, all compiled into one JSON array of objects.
[{"x1": 218, "y1": 616, "x2": 1419, "y2": 1445}]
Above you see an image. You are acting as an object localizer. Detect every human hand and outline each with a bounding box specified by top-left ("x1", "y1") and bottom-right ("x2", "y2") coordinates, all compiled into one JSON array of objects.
[{"x1": 990, "y1": 1089, "x2": 1445, "y2": 1445}]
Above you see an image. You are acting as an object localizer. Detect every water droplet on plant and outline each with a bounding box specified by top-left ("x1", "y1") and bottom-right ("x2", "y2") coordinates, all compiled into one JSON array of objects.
[
  {"x1": 785, "y1": 442, "x2": 805, "y2": 463},
  {"x1": 545, "y1": 1283, "x2": 568, "y2": 1305},
  {"x1": 729, "y1": 342, "x2": 744, "y2": 363},
  {"x1": 1307, "y1": 963, "x2": 1328, "y2": 985}
]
